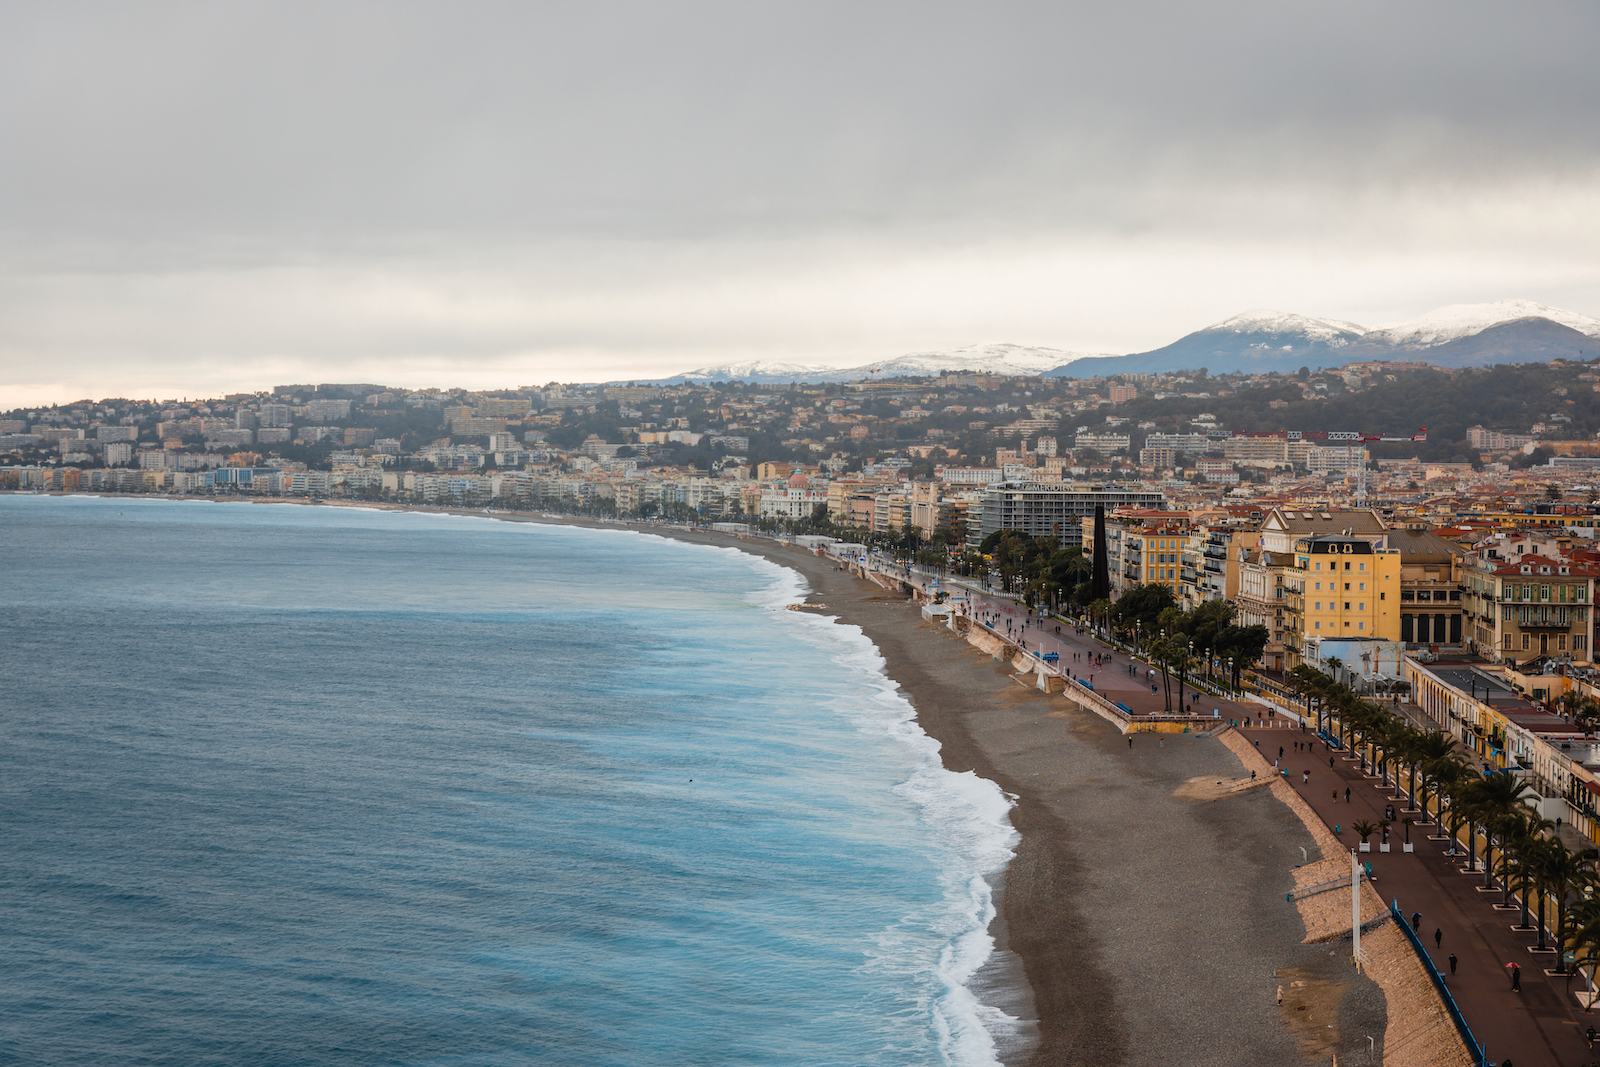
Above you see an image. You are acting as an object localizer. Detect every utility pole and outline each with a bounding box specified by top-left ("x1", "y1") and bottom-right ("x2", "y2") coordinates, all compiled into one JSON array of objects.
[{"x1": 1352, "y1": 849, "x2": 1362, "y2": 968}]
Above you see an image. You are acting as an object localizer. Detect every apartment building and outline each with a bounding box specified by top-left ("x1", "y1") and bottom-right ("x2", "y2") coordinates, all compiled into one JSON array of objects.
[
  {"x1": 977, "y1": 484, "x2": 1165, "y2": 550},
  {"x1": 1282, "y1": 534, "x2": 1401, "y2": 652},
  {"x1": 1236, "y1": 507, "x2": 1387, "y2": 671}
]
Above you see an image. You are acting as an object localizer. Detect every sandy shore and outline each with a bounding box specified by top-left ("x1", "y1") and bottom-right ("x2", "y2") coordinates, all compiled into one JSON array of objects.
[
  {"x1": 151, "y1": 501, "x2": 1395, "y2": 1065},
  {"x1": 619, "y1": 529, "x2": 1389, "y2": 1067}
]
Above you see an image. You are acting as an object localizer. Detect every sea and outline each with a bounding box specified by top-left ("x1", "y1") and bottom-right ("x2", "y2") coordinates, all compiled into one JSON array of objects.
[{"x1": 0, "y1": 495, "x2": 1021, "y2": 1067}]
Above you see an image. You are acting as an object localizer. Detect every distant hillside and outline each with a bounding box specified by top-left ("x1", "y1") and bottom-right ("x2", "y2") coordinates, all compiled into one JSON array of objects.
[
  {"x1": 657, "y1": 300, "x2": 1600, "y2": 386},
  {"x1": 665, "y1": 343, "x2": 1108, "y2": 384},
  {"x1": 1048, "y1": 303, "x2": 1600, "y2": 379}
]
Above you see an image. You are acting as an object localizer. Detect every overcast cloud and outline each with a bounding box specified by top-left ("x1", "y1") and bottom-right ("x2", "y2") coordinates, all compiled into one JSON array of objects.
[{"x1": 3, "y1": 1, "x2": 1598, "y2": 404}]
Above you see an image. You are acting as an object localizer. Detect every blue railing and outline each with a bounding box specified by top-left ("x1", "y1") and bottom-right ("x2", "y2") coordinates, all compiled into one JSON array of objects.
[{"x1": 1389, "y1": 898, "x2": 1487, "y2": 1066}]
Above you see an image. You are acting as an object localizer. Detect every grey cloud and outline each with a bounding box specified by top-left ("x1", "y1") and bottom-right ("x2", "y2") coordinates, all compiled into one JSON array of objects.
[{"x1": 2, "y1": 1, "x2": 1597, "y2": 255}]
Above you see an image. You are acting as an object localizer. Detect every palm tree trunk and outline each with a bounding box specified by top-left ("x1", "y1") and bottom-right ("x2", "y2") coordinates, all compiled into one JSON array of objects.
[{"x1": 1538, "y1": 890, "x2": 1548, "y2": 951}]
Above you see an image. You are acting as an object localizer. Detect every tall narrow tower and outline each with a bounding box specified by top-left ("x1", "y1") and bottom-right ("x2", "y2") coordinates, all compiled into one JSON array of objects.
[{"x1": 1091, "y1": 504, "x2": 1111, "y2": 603}]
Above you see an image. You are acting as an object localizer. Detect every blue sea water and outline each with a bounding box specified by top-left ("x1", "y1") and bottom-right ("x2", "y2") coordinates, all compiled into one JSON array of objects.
[{"x1": 0, "y1": 496, "x2": 1018, "y2": 1067}]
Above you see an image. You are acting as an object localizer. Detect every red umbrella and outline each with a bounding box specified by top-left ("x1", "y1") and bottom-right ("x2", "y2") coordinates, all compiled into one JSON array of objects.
[{"x1": 1505, "y1": 962, "x2": 1521, "y2": 970}]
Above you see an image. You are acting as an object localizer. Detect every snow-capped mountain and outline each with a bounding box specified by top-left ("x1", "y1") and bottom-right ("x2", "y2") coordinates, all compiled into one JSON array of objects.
[
  {"x1": 667, "y1": 343, "x2": 1109, "y2": 383},
  {"x1": 666, "y1": 359, "x2": 835, "y2": 383},
  {"x1": 1365, "y1": 301, "x2": 1600, "y2": 348},
  {"x1": 1203, "y1": 309, "x2": 1368, "y2": 344},
  {"x1": 1048, "y1": 309, "x2": 1369, "y2": 378},
  {"x1": 660, "y1": 300, "x2": 1600, "y2": 385}
]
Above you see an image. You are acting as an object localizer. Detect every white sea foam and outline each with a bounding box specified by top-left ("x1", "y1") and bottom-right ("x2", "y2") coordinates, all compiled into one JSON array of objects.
[{"x1": 745, "y1": 557, "x2": 1024, "y2": 1067}]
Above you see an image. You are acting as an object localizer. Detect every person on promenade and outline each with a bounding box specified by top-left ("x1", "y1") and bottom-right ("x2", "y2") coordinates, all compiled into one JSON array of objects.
[
  {"x1": 1330, "y1": 756, "x2": 1335, "y2": 769},
  {"x1": 1434, "y1": 928, "x2": 1442, "y2": 951},
  {"x1": 1509, "y1": 962, "x2": 1521, "y2": 992},
  {"x1": 1345, "y1": 786, "x2": 1352, "y2": 803},
  {"x1": 1333, "y1": 790, "x2": 1339, "y2": 803},
  {"x1": 1411, "y1": 912, "x2": 1420, "y2": 932},
  {"x1": 1448, "y1": 953, "x2": 1457, "y2": 976},
  {"x1": 1302, "y1": 770, "x2": 1309, "y2": 784}
]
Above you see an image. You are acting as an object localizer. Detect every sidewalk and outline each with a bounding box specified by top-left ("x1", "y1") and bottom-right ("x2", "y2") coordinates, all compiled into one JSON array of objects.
[{"x1": 1241, "y1": 723, "x2": 1595, "y2": 1066}]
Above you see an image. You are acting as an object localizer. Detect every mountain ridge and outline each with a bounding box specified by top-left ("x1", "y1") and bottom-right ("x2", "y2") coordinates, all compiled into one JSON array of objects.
[{"x1": 658, "y1": 301, "x2": 1600, "y2": 384}]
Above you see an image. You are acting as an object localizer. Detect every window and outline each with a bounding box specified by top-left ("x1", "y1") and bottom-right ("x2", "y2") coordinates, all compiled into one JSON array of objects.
[
  {"x1": 1380, "y1": 592, "x2": 1385, "y2": 601},
  {"x1": 1315, "y1": 582, "x2": 1321, "y2": 590},
  {"x1": 1315, "y1": 621, "x2": 1321, "y2": 629},
  {"x1": 1314, "y1": 602, "x2": 1321, "y2": 610},
  {"x1": 1522, "y1": 633, "x2": 1531, "y2": 651},
  {"x1": 1345, "y1": 562, "x2": 1351, "y2": 570},
  {"x1": 1505, "y1": 634, "x2": 1514, "y2": 650},
  {"x1": 1359, "y1": 602, "x2": 1365, "y2": 610},
  {"x1": 1344, "y1": 602, "x2": 1350, "y2": 610},
  {"x1": 1344, "y1": 621, "x2": 1351, "y2": 628},
  {"x1": 1541, "y1": 586, "x2": 1551, "y2": 602},
  {"x1": 1315, "y1": 562, "x2": 1321, "y2": 571},
  {"x1": 1359, "y1": 582, "x2": 1366, "y2": 591},
  {"x1": 1359, "y1": 622, "x2": 1365, "y2": 630},
  {"x1": 1577, "y1": 635, "x2": 1588, "y2": 650},
  {"x1": 1560, "y1": 634, "x2": 1569, "y2": 651},
  {"x1": 1344, "y1": 582, "x2": 1351, "y2": 590}
]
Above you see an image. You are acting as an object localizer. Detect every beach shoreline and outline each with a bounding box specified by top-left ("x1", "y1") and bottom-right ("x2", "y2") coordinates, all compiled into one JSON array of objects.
[{"x1": 60, "y1": 496, "x2": 1389, "y2": 1065}]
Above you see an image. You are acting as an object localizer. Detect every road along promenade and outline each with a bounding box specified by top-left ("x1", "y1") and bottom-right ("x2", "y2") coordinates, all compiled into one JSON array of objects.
[
  {"x1": 1240, "y1": 721, "x2": 1600, "y2": 1066},
  {"x1": 867, "y1": 557, "x2": 1599, "y2": 1063}
]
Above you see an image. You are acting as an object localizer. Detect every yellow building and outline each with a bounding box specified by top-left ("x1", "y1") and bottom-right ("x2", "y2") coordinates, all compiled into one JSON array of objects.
[
  {"x1": 1284, "y1": 534, "x2": 1401, "y2": 652},
  {"x1": 1083, "y1": 513, "x2": 1193, "y2": 598}
]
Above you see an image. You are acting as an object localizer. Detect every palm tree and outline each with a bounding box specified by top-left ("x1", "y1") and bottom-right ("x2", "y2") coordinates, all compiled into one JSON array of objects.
[
  {"x1": 1413, "y1": 732, "x2": 1458, "y2": 819},
  {"x1": 1351, "y1": 819, "x2": 1379, "y2": 850},
  {"x1": 1148, "y1": 636, "x2": 1174, "y2": 712},
  {"x1": 1551, "y1": 844, "x2": 1600, "y2": 976},
  {"x1": 1503, "y1": 812, "x2": 1555, "y2": 923},
  {"x1": 1472, "y1": 773, "x2": 1536, "y2": 890},
  {"x1": 1435, "y1": 766, "x2": 1475, "y2": 859},
  {"x1": 1088, "y1": 598, "x2": 1112, "y2": 639},
  {"x1": 1526, "y1": 836, "x2": 1559, "y2": 949}
]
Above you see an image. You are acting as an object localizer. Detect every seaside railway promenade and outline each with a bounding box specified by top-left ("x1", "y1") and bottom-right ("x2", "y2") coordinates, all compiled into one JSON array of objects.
[{"x1": 836, "y1": 545, "x2": 1600, "y2": 1066}]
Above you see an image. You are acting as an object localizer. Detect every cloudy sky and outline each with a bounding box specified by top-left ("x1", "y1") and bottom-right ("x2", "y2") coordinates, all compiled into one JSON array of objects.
[{"x1": 3, "y1": 1, "x2": 1598, "y2": 405}]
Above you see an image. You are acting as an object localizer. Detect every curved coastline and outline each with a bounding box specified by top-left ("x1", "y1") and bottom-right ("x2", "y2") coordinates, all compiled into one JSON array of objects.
[
  {"x1": 555, "y1": 521, "x2": 1391, "y2": 1067},
  {"x1": 69, "y1": 497, "x2": 1391, "y2": 1066}
]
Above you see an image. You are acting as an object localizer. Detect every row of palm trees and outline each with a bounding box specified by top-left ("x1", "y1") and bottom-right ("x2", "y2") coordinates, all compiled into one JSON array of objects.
[{"x1": 1284, "y1": 663, "x2": 1600, "y2": 987}]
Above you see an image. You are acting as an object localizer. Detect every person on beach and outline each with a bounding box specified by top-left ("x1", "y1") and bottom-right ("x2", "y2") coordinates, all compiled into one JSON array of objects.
[{"x1": 1276, "y1": 984, "x2": 1283, "y2": 1006}]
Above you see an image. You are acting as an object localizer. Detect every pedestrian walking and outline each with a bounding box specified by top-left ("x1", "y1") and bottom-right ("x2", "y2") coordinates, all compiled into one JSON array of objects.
[
  {"x1": 1508, "y1": 962, "x2": 1521, "y2": 992},
  {"x1": 1329, "y1": 756, "x2": 1335, "y2": 769},
  {"x1": 1411, "y1": 912, "x2": 1420, "y2": 932},
  {"x1": 1279, "y1": 745, "x2": 1284, "y2": 760},
  {"x1": 1434, "y1": 928, "x2": 1442, "y2": 951},
  {"x1": 1276, "y1": 984, "x2": 1283, "y2": 1006},
  {"x1": 1448, "y1": 953, "x2": 1457, "y2": 976},
  {"x1": 1345, "y1": 786, "x2": 1352, "y2": 803},
  {"x1": 1333, "y1": 789, "x2": 1339, "y2": 802},
  {"x1": 1128, "y1": 736, "x2": 1133, "y2": 749},
  {"x1": 1302, "y1": 770, "x2": 1309, "y2": 784}
]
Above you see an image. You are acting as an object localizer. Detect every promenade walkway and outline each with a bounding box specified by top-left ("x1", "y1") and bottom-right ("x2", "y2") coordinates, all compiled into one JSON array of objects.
[
  {"x1": 871, "y1": 559, "x2": 1596, "y2": 1063},
  {"x1": 1240, "y1": 722, "x2": 1598, "y2": 1066}
]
